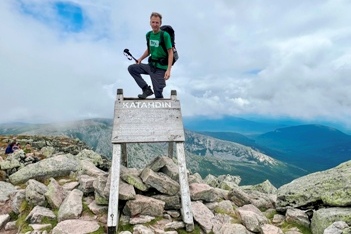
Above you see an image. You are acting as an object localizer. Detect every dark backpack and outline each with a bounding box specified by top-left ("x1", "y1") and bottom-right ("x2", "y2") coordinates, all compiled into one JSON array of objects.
[{"x1": 146, "y1": 25, "x2": 178, "y2": 66}]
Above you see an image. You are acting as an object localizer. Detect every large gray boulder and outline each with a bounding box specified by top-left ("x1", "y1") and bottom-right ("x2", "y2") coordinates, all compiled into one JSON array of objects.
[
  {"x1": 190, "y1": 183, "x2": 219, "y2": 202},
  {"x1": 57, "y1": 189, "x2": 83, "y2": 222},
  {"x1": 140, "y1": 168, "x2": 180, "y2": 195},
  {"x1": 45, "y1": 178, "x2": 67, "y2": 209},
  {"x1": 311, "y1": 207, "x2": 351, "y2": 234},
  {"x1": 191, "y1": 201, "x2": 214, "y2": 233},
  {"x1": 52, "y1": 219, "x2": 100, "y2": 234},
  {"x1": 9, "y1": 155, "x2": 80, "y2": 185},
  {"x1": 324, "y1": 221, "x2": 349, "y2": 234},
  {"x1": 25, "y1": 205, "x2": 56, "y2": 223},
  {"x1": 119, "y1": 180, "x2": 136, "y2": 200},
  {"x1": 276, "y1": 160, "x2": 351, "y2": 210},
  {"x1": 237, "y1": 204, "x2": 269, "y2": 233},
  {"x1": 123, "y1": 194, "x2": 165, "y2": 217},
  {"x1": 0, "y1": 181, "x2": 16, "y2": 202},
  {"x1": 25, "y1": 179, "x2": 47, "y2": 205},
  {"x1": 12, "y1": 189, "x2": 25, "y2": 214},
  {"x1": 76, "y1": 149, "x2": 103, "y2": 166}
]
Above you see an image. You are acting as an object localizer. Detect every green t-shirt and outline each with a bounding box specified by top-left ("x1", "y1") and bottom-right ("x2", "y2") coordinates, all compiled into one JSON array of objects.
[{"x1": 147, "y1": 30, "x2": 172, "y2": 70}]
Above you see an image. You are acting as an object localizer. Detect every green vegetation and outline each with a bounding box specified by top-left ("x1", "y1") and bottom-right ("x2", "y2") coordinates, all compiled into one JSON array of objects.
[
  {"x1": 213, "y1": 208, "x2": 241, "y2": 224},
  {"x1": 8, "y1": 211, "x2": 18, "y2": 221},
  {"x1": 16, "y1": 200, "x2": 34, "y2": 233},
  {"x1": 265, "y1": 209, "x2": 277, "y2": 220},
  {"x1": 144, "y1": 216, "x2": 163, "y2": 226},
  {"x1": 90, "y1": 226, "x2": 106, "y2": 234},
  {"x1": 82, "y1": 202, "x2": 95, "y2": 217},
  {"x1": 41, "y1": 216, "x2": 58, "y2": 232},
  {"x1": 117, "y1": 222, "x2": 133, "y2": 232},
  {"x1": 281, "y1": 221, "x2": 312, "y2": 234}
]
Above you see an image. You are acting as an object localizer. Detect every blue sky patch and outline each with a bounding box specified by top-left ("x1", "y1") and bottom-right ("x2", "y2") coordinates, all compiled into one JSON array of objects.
[
  {"x1": 244, "y1": 69, "x2": 262, "y2": 76},
  {"x1": 18, "y1": 1, "x2": 86, "y2": 33},
  {"x1": 54, "y1": 2, "x2": 84, "y2": 32}
]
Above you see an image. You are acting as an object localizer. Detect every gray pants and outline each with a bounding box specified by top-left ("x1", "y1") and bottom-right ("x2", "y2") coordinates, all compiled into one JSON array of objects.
[{"x1": 128, "y1": 63, "x2": 166, "y2": 98}]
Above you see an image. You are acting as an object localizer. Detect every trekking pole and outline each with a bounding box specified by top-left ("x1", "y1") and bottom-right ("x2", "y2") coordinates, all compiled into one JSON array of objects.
[{"x1": 123, "y1": 49, "x2": 138, "y2": 63}]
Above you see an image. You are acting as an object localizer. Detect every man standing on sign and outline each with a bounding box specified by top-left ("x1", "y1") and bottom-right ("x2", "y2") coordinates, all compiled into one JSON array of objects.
[{"x1": 128, "y1": 12, "x2": 173, "y2": 99}]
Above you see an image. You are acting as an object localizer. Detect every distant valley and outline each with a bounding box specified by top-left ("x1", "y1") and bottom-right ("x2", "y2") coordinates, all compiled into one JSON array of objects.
[
  {"x1": 200, "y1": 124, "x2": 351, "y2": 173},
  {"x1": 1, "y1": 118, "x2": 350, "y2": 187}
]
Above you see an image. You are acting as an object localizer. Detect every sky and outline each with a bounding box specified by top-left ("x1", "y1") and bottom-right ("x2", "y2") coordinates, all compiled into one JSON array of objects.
[{"x1": 1, "y1": 0, "x2": 351, "y2": 131}]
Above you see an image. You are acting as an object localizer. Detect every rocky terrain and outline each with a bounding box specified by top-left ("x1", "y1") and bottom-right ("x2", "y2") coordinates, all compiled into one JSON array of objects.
[{"x1": 0, "y1": 135, "x2": 350, "y2": 234}]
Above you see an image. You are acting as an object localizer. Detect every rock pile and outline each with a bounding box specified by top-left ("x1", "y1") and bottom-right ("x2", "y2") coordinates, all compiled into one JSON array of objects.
[{"x1": 0, "y1": 135, "x2": 351, "y2": 234}]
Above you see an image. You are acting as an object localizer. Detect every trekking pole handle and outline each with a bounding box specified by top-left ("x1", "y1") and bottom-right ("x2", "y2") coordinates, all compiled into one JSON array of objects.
[{"x1": 123, "y1": 49, "x2": 138, "y2": 63}]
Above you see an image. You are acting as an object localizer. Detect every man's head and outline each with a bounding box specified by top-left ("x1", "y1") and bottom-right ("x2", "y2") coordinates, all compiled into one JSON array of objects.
[{"x1": 150, "y1": 12, "x2": 162, "y2": 32}]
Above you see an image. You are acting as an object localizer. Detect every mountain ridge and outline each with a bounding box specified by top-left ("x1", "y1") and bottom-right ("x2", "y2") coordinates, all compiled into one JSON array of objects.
[
  {"x1": 200, "y1": 124, "x2": 351, "y2": 173},
  {"x1": 0, "y1": 118, "x2": 307, "y2": 187}
]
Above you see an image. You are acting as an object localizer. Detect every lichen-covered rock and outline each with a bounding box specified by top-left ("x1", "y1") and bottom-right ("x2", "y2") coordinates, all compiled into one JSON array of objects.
[
  {"x1": 45, "y1": 178, "x2": 66, "y2": 209},
  {"x1": 285, "y1": 208, "x2": 310, "y2": 228},
  {"x1": 242, "y1": 179, "x2": 277, "y2": 194},
  {"x1": 119, "y1": 180, "x2": 136, "y2": 200},
  {"x1": 204, "y1": 174, "x2": 219, "y2": 187},
  {"x1": 76, "y1": 149, "x2": 103, "y2": 166},
  {"x1": 191, "y1": 201, "x2": 214, "y2": 233},
  {"x1": 228, "y1": 185, "x2": 251, "y2": 207},
  {"x1": 123, "y1": 194, "x2": 165, "y2": 217},
  {"x1": 40, "y1": 146, "x2": 55, "y2": 157},
  {"x1": 190, "y1": 183, "x2": 218, "y2": 202},
  {"x1": 324, "y1": 221, "x2": 349, "y2": 234},
  {"x1": 237, "y1": 204, "x2": 268, "y2": 233},
  {"x1": 52, "y1": 219, "x2": 100, "y2": 234},
  {"x1": 140, "y1": 168, "x2": 179, "y2": 195},
  {"x1": 25, "y1": 179, "x2": 48, "y2": 206},
  {"x1": 0, "y1": 181, "x2": 16, "y2": 202},
  {"x1": 321, "y1": 187, "x2": 351, "y2": 206},
  {"x1": 11, "y1": 189, "x2": 25, "y2": 214},
  {"x1": 152, "y1": 194, "x2": 181, "y2": 210},
  {"x1": 121, "y1": 172, "x2": 148, "y2": 192},
  {"x1": 311, "y1": 207, "x2": 351, "y2": 234},
  {"x1": 9, "y1": 155, "x2": 80, "y2": 185},
  {"x1": 277, "y1": 160, "x2": 351, "y2": 210},
  {"x1": 57, "y1": 189, "x2": 83, "y2": 222},
  {"x1": 25, "y1": 205, "x2": 56, "y2": 223}
]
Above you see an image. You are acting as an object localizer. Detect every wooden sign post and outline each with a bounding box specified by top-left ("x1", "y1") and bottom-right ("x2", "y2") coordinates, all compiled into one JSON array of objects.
[{"x1": 107, "y1": 89, "x2": 194, "y2": 233}]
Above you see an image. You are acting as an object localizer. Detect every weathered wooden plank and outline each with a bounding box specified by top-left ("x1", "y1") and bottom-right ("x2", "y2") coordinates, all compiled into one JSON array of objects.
[
  {"x1": 111, "y1": 99, "x2": 185, "y2": 143},
  {"x1": 107, "y1": 144, "x2": 121, "y2": 232},
  {"x1": 176, "y1": 142, "x2": 194, "y2": 231}
]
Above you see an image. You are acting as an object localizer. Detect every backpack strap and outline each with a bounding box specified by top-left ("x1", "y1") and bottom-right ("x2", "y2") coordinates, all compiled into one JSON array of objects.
[
  {"x1": 159, "y1": 31, "x2": 168, "y2": 53},
  {"x1": 146, "y1": 31, "x2": 151, "y2": 53}
]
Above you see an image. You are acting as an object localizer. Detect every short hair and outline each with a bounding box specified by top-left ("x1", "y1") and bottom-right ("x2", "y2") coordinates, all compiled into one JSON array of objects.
[{"x1": 150, "y1": 12, "x2": 162, "y2": 21}]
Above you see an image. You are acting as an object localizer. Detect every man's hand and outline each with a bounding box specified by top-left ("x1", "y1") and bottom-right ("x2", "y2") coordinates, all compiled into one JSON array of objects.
[{"x1": 164, "y1": 69, "x2": 171, "y2": 80}]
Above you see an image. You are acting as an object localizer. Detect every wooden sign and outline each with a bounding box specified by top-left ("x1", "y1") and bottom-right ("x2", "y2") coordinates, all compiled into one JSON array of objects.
[{"x1": 111, "y1": 90, "x2": 185, "y2": 143}]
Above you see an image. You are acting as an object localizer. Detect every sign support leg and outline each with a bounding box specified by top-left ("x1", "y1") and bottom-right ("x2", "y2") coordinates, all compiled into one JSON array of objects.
[
  {"x1": 176, "y1": 142, "x2": 194, "y2": 231},
  {"x1": 107, "y1": 144, "x2": 122, "y2": 233}
]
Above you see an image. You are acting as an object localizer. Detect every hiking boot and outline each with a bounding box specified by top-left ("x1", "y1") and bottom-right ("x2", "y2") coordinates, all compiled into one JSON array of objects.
[{"x1": 138, "y1": 86, "x2": 154, "y2": 99}]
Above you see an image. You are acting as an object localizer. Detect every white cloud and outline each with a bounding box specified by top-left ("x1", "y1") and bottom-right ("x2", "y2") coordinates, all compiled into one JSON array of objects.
[{"x1": 1, "y1": 0, "x2": 351, "y2": 131}]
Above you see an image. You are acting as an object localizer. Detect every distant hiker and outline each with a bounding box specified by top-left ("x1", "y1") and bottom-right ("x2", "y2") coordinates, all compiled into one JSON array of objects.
[
  {"x1": 24, "y1": 142, "x2": 32, "y2": 154},
  {"x1": 5, "y1": 142, "x2": 15, "y2": 154},
  {"x1": 128, "y1": 12, "x2": 174, "y2": 99},
  {"x1": 12, "y1": 142, "x2": 21, "y2": 151}
]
